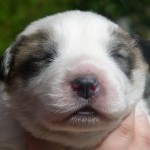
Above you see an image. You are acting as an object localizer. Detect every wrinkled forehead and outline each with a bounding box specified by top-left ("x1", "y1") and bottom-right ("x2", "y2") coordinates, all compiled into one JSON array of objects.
[
  {"x1": 23, "y1": 11, "x2": 118, "y2": 36},
  {"x1": 22, "y1": 11, "x2": 119, "y2": 48}
]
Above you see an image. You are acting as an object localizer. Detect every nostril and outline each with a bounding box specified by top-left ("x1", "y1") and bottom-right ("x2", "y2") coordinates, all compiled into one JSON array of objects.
[{"x1": 71, "y1": 77, "x2": 99, "y2": 99}]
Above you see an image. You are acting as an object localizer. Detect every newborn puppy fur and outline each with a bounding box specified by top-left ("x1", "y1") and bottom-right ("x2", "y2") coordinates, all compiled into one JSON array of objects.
[{"x1": 0, "y1": 10, "x2": 150, "y2": 150}]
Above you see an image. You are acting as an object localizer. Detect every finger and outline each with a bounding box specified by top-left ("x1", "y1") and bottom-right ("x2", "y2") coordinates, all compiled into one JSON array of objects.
[
  {"x1": 26, "y1": 132, "x2": 38, "y2": 150},
  {"x1": 26, "y1": 132, "x2": 46, "y2": 150},
  {"x1": 96, "y1": 112, "x2": 134, "y2": 150},
  {"x1": 131, "y1": 107, "x2": 150, "y2": 150},
  {"x1": 26, "y1": 132, "x2": 64, "y2": 150}
]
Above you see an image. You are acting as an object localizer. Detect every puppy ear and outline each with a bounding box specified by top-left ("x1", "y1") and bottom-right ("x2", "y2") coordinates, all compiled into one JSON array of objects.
[
  {"x1": 0, "y1": 55, "x2": 4, "y2": 80},
  {"x1": 0, "y1": 46, "x2": 13, "y2": 81},
  {"x1": 134, "y1": 35, "x2": 150, "y2": 65},
  {"x1": 0, "y1": 34, "x2": 27, "y2": 82}
]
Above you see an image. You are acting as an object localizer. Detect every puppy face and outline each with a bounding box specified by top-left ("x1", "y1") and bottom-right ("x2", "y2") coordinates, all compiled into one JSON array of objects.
[{"x1": 0, "y1": 11, "x2": 150, "y2": 148}]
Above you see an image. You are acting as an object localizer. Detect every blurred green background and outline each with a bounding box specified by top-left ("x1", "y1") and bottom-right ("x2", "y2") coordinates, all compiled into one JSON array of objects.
[{"x1": 0, "y1": 0, "x2": 150, "y2": 54}]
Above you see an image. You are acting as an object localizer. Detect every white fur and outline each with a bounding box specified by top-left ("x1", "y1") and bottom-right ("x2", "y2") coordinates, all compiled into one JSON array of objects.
[{"x1": 0, "y1": 11, "x2": 149, "y2": 150}]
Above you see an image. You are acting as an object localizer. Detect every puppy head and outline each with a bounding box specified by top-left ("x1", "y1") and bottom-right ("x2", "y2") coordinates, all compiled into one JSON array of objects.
[{"x1": 0, "y1": 11, "x2": 150, "y2": 148}]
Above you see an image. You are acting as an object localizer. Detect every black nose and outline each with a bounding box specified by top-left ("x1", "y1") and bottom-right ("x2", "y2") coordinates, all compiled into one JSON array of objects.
[{"x1": 71, "y1": 77, "x2": 99, "y2": 99}]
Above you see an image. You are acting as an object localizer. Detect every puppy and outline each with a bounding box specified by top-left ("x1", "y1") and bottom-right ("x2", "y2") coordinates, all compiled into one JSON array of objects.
[{"x1": 0, "y1": 10, "x2": 150, "y2": 150}]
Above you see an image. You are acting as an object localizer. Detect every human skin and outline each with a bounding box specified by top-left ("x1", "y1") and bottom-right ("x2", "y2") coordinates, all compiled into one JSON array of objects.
[
  {"x1": 96, "y1": 107, "x2": 150, "y2": 150},
  {"x1": 26, "y1": 107, "x2": 150, "y2": 150}
]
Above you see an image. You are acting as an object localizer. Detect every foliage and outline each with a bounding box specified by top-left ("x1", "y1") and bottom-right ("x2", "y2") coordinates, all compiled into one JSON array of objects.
[{"x1": 0, "y1": 0, "x2": 150, "y2": 53}]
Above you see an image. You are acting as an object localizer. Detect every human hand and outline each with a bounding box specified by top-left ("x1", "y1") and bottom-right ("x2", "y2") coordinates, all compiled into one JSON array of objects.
[{"x1": 96, "y1": 107, "x2": 150, "y2": 150}]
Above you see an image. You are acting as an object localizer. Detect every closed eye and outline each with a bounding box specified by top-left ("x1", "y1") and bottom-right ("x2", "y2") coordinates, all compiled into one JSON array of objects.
[
  {"x1": 110, "y1": 43, "x2": 130, "y2": 58},
  {"x1": 31, "y1": 51, "x2": 56, "y2": 62},
  {"x1": 15, "y1": 51, "x2": 57, "y2": 79},
  {"x1": 109, "y1": 43, "x2": 134, "y2": 79}
]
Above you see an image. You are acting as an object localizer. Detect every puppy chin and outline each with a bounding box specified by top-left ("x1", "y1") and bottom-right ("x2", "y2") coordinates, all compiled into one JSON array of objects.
[{"x1": 27, "y1": 119, "x2": 122, "y2": 149}]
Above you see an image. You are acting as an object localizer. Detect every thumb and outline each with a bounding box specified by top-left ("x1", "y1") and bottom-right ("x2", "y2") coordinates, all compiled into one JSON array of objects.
[{"x1": 96, "y1": 112, "x2": 135, "y2": 150}]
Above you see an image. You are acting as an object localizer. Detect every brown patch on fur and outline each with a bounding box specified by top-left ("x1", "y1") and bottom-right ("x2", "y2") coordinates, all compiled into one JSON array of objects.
[
  {"x1": 12, "y1": 31, "x2": 49, "y2": 68},
  {"x1": 6, "y1": 30, "x2": 57, "y2": 81},
  {"x1": 110, "y1": 27, "x2": 148, "y2": 77}
]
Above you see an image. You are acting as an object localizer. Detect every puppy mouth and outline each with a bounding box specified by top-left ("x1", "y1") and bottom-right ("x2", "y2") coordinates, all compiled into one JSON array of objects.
[
  {"x1": 65, "y1": 106, "x2": 109, "y2": 126},
  {"x1": 72, "y1": 106, "x2": 98, "y2": 116}
]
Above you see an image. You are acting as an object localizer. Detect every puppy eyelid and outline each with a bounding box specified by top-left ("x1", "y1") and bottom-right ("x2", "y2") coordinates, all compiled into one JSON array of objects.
[
  {"x1": 31, "y1": 52, "x2": 56, "y2": 62},
  {"x1": 110, "y1": 44, "x2": 130, "y2": 59}
]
